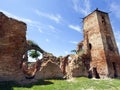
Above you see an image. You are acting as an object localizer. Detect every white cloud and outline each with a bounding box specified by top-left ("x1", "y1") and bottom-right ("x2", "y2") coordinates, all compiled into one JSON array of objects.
[
  {"x1": 38, "y1": 28, "x2": 43, "y2": 33},
  {"x1": 46, "y1": 39, "x2": 50, "y2": 42},
  {"x1": 48, "y1": 25, "x2": 56, "y2": 32},
  {"x1": 35, "y1": 10, "x2": 63, "y2": 23},
  {"x1": 0, "y1": 10, "x2": 59, "y2": 35},
  {"x1": 110, "y1": 2, "x2": 120, "y2": 19},
  {"x1": 72, "y1": 0, "x2": 91, "y2": 16},
  {"x1": 0, "y1": 10, "x2": 62, "y2": 36},
  {"x1": 64, "y1": 51, "x2": 69, "y2": 55},
  {"x1": 68, "y1": 24, "x2": 81, "y2": 32},
  {"x1": 0, "y1": 9, "x2": 32, "y2": 23},
  {"x1": 0, "y1": 9, "x2": 44, "y2": 33},
  {"x1": 49, "y1": 25, "x2": 55, "y2": 30},
  {"x1": 69, "y1": 41, "x2": 78, "y2": 44}
]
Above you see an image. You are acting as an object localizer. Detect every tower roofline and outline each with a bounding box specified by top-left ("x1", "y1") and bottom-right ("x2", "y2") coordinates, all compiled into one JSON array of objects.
[{"x1": 83, "y1": 9, "x2": 108, "y2": 20}]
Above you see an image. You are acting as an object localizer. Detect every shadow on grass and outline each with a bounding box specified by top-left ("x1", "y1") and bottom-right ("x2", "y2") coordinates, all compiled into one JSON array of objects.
[{"x1": 0, "y1": 79, "x2": 53, "y2": 90}]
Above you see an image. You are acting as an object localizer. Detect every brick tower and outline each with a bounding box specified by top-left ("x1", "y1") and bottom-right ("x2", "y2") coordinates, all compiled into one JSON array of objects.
[{"x1": 83, "y1": 9, "x2": 120, "y2": 78}]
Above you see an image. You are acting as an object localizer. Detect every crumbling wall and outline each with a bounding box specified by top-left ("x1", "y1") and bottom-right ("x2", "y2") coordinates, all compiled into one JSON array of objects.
[
  {"x1": 0, "y1": 12, "x2": 64, "y2": 83},
  {"x1": 65, "y1": 54, "x2": 88, "y2": 78},
  {"x1": 97, "y1": 11, "x2": 120, "y2": 78},
  {"x1": 35, "y1": 60, "x2": 63, "y2": 79},
  {"x1": 0, "y1": 12, "x2": 27, "y2": 81},
  {"x1": 0, "y1": 9, "x2": 120, "y2": 84},
  {"x1": 83, "y1": 11, "x2": 108, "y2": 78},
  {"x1": 83, "y1": 10, "x2": 120, "y2": 78}
]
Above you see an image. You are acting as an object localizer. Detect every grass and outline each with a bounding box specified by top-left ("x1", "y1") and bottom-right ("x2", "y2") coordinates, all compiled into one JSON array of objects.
[{"x1": 0, "y1": 77, "x2": 120, "y2": 90}]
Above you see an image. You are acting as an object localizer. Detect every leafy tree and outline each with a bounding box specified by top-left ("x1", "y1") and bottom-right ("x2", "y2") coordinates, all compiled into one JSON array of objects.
[
  {"x1": 27, "y1": 40, "x2": 39, "y2": 47},
  {"x1": 71, "y1": 50, "x2": 77, "y2": 54},
  {"x1": 27, "y1": 40, "x2": 41, "y2": 59},
  {"x1": 71, "y1": 49, "x2": 85, "y2": 55},
  {"x1": 28, "y1": 40, "x2": 46, "y2": 54},
  {"x1": 29, "y1": 50, "x2": 40, "y2": 59}
]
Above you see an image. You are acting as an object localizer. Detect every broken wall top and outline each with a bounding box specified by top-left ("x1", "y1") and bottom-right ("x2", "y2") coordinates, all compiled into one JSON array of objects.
[{"x1": 0, "y1": 12, "x2": 27, "y2": 55}]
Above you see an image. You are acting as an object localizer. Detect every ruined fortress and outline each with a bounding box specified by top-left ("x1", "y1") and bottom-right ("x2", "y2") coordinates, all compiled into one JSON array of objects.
[
  {"x1": 82, "y1": 9, "x2": 120, "y2": 78},
  {"x1": 0, "y1": 9, "x2": 120, "y2": 84}
]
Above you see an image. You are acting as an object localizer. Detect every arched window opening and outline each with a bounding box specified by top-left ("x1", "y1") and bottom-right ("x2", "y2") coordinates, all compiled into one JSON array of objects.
[
  {"x1": 101, "y1": 16, "x2": 106, "y2": 24},
  {"x1": 22, "y1": 49, "x2": 43, "y2": 79},
  {"x1": 89, "y1": 43, "x2": 92, "y2": 50},
  {"x1": 27, "y1": 49, "x2": 43, "y2": 62},
  {"x1": 106, "y1": 36, "x2": 114, "y2": 51},
  {"x1": 22, "y1": 49, "x2": 43, "y2": 62}
]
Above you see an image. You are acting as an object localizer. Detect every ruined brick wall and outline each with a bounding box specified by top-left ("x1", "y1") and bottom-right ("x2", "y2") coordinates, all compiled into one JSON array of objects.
[
  {"x1": 83, "y1": 10, "x2": 119, "y2": 78},
  {"x1": 35, "y1": 60, "x2": 63, "y2": 79},
  {"x1": 83, "y1": 10, "x2": 120, "y2": 78},
  {"x1": 65, "y1": 54, "x2": 88, "y2": 78},
  {"x1": 96, "y1": 11, "x2": 120, "y2": 77},
  {"x1": 0, "y1": 12, "x2": 27, "y2": 81},
  {"x1": 83, "y1": 10, "x2": 108, "y2": 78}
]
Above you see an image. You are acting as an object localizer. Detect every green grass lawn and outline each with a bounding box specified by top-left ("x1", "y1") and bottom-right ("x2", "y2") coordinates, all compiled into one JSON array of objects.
[{"x1": 0, "y1": 77, "x2": 120, "y2": 90}]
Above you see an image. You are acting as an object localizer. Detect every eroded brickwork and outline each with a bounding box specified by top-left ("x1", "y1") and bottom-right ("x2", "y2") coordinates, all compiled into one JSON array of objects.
[
  {"x1": 83, "y1": 10, "x2": 120, "y2": 78},
  {"x1": 0, "y1": 9, "x2": 120, "y2": 84},
  {"x1": 0, "y1": 12, "x2": 27, "y2": 81}
]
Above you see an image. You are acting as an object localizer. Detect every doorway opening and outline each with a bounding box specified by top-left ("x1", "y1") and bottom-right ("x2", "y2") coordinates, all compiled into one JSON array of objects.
[
  {"x1": 112, "y1": 62, "x2": 118, "y2": 77},
  {"x1": 93, "y1": 67, "x2": 100, "y2": 78}
]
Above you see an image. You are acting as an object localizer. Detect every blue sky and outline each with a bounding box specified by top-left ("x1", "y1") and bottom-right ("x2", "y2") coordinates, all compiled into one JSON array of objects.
[{"x1": 0, "y1": 0, "x2": 120, "y2": 57}]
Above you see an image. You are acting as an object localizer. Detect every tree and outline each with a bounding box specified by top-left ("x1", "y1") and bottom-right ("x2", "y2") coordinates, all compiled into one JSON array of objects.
[
  {"x1": 27, "y1": 40, "x2": 41, "y2": 59},
  {"x1": 71, "y1": 49, "x2": 77, "y2": 54},
  {"x1": 27, "y1": 40, "x2": 38, "y2": 47},
  {"x1": 71, "y1": 49, "x2": 84, "y2": 55},
  {"x1": 29, "y1": 50, "x2": 40, "y2": 59},
  {"x1": 27, "y1": 40, "x2": 46, "y2": 54}
]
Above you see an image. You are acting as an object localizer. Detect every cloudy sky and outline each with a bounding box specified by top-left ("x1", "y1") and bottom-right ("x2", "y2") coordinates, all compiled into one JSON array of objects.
[{"x1": 0, "y1": 0, "x2": 120, "y2": 57}]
